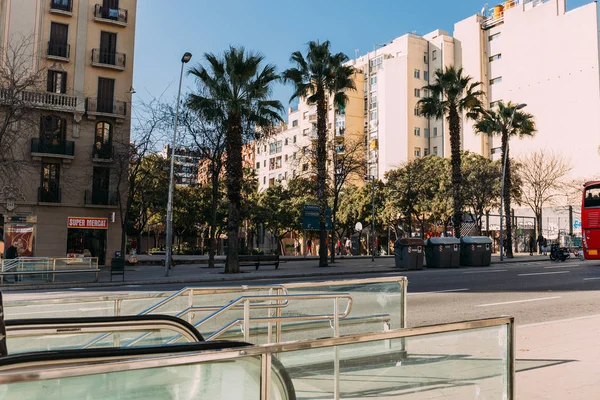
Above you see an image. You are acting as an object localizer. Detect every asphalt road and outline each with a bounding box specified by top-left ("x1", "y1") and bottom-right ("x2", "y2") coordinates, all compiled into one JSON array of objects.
[{"x1": 6, "y1": 257, "x2": 600, "y2": 327}]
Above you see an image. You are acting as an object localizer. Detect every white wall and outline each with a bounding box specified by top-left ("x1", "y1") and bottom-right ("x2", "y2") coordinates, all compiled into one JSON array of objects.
[{"x1": 458, "y1": 0, "x2": 600, "y2": 180}]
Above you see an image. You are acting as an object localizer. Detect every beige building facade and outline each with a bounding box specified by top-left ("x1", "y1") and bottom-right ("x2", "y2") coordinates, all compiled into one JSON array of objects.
[{"x1": 0, "y1": 0, "x2": 136, "y2": 265}]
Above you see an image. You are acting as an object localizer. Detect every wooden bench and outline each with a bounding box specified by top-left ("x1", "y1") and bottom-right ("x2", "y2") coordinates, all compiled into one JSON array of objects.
[{"x1": 228, "y1": 254, "x2": 280, "y2": 270}]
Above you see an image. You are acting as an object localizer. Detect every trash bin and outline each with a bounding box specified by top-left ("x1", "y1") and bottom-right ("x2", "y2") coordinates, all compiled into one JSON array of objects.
[
  {"x1": 460, "y1": 236, "x2": 493, "y2": 266},
  {"x1": 394, "y1": 238, "x2": 424, "y2": 270},
  {"x1": 424, "y1": 237, "x2": 461, "y2": 268}
]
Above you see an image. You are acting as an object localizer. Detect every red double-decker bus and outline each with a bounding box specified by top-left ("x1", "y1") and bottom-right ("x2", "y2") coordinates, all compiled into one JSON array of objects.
[{"x1": 583, "y1": 181, "x2": 600, "y2": 260}]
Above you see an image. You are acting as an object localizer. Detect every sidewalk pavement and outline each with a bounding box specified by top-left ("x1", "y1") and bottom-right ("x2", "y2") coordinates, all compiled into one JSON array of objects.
[
  {"x1": 516, "y1": 314, "x2": 600, "y2": 399},
  {"x1": 1, "y1": 253, "x2": 550, "y2": 291}
]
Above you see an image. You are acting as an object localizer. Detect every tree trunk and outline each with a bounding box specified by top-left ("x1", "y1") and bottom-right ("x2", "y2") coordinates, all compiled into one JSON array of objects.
[
  {"x1": 502, "y1": 131, "x2": 514, "y2": 258},
  {"x1": 536, "y1": 212, "x2": 543, "y2": 238},
  {"x1": 448, "y1": 107, "x2": 463, "y2": 238},
  {"x1": 316, "y1": 87, "x2": 329, "y2": 267},
  {"x1": 330, "y1": 193, "x2": 339, "y2": 263},
  {"x1": 224, "y1": 115, "x2": 243, "y2": 273},
  {"x1": 208, "y1": 167, "x2": 219, "y2": 268}
]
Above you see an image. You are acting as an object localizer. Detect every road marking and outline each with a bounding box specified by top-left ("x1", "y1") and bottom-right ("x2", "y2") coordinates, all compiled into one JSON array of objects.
[
  {"x1": 518, "y1": 271, "x2": 570, "y2": 277},
  {"x1": 463, "y1": 269, "x2": 507, "y2": 274},
  {"x1": 69, "y1": 288, "x2": 85, "y2": 290},
  {"x1": 584, "y1": 277, "x2": 600, "y2": 281},
  {"x1": 124, "y1": 285, "x2": 141, "y2": 288},
  {"x1": 477, "y1": 296, "x2": 561, "y2": 307},
  {"x1": 544, "y1": 265, "x2": 580, "y2": 269},
  {"x1": 408, "y1": 288, "x2": 469, "y2": 296}
]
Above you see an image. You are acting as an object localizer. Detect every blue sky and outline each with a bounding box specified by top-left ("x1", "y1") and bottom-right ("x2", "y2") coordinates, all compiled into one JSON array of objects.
[{"x1": 132, "y1": 0, "x2": 592, "y2": 117}]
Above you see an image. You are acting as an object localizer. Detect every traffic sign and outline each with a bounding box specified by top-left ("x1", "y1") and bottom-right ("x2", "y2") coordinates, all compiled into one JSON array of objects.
[
  {"x1": 574, "y1": 220, "x2": 582, "y2": 229},
  {"x1": 302, "y1": 205, "x2": 332, "y2": 231}
]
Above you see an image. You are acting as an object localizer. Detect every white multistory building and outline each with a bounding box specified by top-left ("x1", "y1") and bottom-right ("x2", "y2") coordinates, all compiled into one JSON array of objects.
[
  {"x1": 456, "y1": 0, "x2": 600, "y2": 179},
  {"x1": 258, "y1": 0, "x2": 600, "y2": 189}
]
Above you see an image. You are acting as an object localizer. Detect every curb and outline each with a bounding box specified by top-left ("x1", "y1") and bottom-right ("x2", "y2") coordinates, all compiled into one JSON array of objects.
[{"x1": 1, "y1": 257, "x2": 552, "y2": 292}]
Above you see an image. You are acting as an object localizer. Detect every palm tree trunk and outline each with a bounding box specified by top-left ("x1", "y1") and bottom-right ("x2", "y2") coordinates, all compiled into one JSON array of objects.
[
  {"x1": 208, "y1": 168, "x2": 219, "y2": 268},
  {"x1": 502, "y1": 132, "x2": 514, "y2": 258},
  {"x1": 316, "y1": 87, "x2": 329, "y2": 267},
  {"x1": 330, "y1": 192, "x2": 339, "y2": 263},
  {"x1": 449, "y1": 107, "x2": 463, "y2": 238},
  {"x1": 225, "y1": 115, "x2": 244, "y2": 273}
]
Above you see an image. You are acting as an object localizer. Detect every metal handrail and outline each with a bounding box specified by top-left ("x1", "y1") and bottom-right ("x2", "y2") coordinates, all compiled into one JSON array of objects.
[
  {"x1": 0, "y1": 317, "x2": 515, "y2": 398},
  {"x1": 128, "y1": 293, "x2": 352, "y2": 347},
  {"x1": 6, "y1": 318, "x2": 202, "y2": 350},
  {"x1": 81, "y1": 286, "x2": 289, "y2": 349}
]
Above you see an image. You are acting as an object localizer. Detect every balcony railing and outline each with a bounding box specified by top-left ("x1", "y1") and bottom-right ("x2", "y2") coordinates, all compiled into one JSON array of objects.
[
  {"x1": 50, "y1": 0, "x2": 72, "y2": 13},
  {"x1": 94, "y1": 4, "x2": 128, "y2": 25},
  {"x1": 91, "y1": 49, "x2": 126, "y2": 70},
  {"x1": 85, "y1": 189, "x2": 118, "y2": 206},
  {"x1": 47, "y1": 41, "x2": 70, "y2": 60},
  {"x1": 31, "y1": 138, "x2": 75, "y2": 157},
  {"x1": 38, "y1": 187, "x2": 61, "y2": 203},
  {"x1": 92, "y1": 144, "x2": 113, "y2": 161},
  {"x1": 86, "y1": 98, "x2": 127, "y2": 118},
  {"x1": 0, "y1": 88, "x2": 77, "y2": 112}
]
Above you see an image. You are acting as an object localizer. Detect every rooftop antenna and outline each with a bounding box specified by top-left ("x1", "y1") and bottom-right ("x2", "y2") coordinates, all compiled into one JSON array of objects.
[{"x1": 481, "y1": 3, "x2": 489, "y2": 16}]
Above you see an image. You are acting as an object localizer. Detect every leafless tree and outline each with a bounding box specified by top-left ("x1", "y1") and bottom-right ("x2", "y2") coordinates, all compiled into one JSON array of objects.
[
  {"x1": 329, "y1": 132, "x2": 366, "y2": 262},
  {"x1": 112, "y1": 98, "x2": 169, "y2": 258},
  {"x1": 0, "y1": 34, "x2": 50, "y2": 187},
  {"x1": 518, "y1": 150, "x2": 572, "y2": 236},
  {"x1": 177, "y1": 106, "x2": 226, "y2": 268}
]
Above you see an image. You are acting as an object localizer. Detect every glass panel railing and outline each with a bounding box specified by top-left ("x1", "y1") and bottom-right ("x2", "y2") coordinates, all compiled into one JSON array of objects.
[{"x1": 0, "y1": 317, "x2": 513, "y2": 400}]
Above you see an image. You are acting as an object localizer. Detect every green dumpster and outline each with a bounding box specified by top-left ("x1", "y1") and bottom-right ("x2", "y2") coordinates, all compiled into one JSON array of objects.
[
  {"x1": 394, "y1": 238, "x2": 424, "y2": 270},
  {"x1": 460, "y1": 236, "x2": 493, "y2": 266},
  {"x1": 424, "y1": 237, "x2": 461, "y2": 268}
]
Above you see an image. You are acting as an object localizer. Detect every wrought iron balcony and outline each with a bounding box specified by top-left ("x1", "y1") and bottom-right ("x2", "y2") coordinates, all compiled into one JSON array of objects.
[
  {"x1": 31, "y1": 138, "x2": 75, "y2": 157},
  {"x1": 85, "y1": 189, "x2": 118, "y2": 206},
  {"x1": 47, "y1": 41, "x2": 70, "y2": 60},
  {"x1": 38, "y1": 187, "x2": 61, "y2": 203},
  {"x1": 94, "y1": 4, "x2": 128, "y2": 25},
  {"x1": 0, "y1": 89, "x2": 77, "y2": 112},
  {"x1": 86, "y1": 98, "x2": 127, "y2": 119},
  {"x1": 91, "y1": 49, "x2": 126, "y2": 70},
  {"x1": 49, "y1": 0, "x2": 72, "y2": 14},
  {"x1": 92, "y1": 144, "x2": 113, "y2": 161}
]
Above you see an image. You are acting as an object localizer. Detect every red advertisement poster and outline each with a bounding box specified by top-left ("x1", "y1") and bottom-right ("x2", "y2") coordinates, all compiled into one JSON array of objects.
[{"x1": 4, "y1": 224, "x2": 35, "y2": 257}]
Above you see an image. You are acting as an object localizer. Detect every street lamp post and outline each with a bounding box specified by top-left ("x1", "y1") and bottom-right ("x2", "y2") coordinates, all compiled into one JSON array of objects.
[
  {"x1": 165, "y1": 52, "x2": 192, "y2": 277},
  {"x1": 499, "y1": 103, "x2": 526, "y2": 261}
]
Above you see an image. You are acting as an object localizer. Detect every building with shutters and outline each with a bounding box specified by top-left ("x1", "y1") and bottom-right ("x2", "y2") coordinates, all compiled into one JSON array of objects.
[{"x1": 0, "y1": 0, "x2": 136, "y2": 265}]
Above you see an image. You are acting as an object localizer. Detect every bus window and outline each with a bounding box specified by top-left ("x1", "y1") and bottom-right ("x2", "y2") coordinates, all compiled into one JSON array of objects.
[{"x1": 584, "y1": 185, "x2": 600, "y2": 208}]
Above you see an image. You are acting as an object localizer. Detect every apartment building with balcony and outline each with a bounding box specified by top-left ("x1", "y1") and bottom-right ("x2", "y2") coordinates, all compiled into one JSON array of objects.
[
  {"x1": 256, "y1": 72, "x2": 365, "y2": 192},
  {"x1": 197, "y1": 142, "x2": 255, "y2": 187},
  {"x1": 161, "y1": 145, "x2": 203, "y2": 187},
  {"x1": 455, "y1": 0, "x2": 600, "y2": 178},
  {"x1": 0, "y1": 0, "x2": 136, "y2": 264}
]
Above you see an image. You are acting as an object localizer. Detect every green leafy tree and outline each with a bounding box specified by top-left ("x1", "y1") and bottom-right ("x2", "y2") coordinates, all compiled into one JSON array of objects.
[
  {"x1": 187, "y1": 47, "x2": 283, "y2": 273},
  {"x1": 283, "y1": 41, "x2": 355, "y2": 267},
  {"x1": 173, "y1": 185, "x2": 204, "y2": 252},
  {"x1": 418, "y1": 66, "x2": 484, "y2": 237},
  {"x1": 474, "y1": 101, "x2": 536, "y2": 257},
  {"x1": 255, "y1": 184, "x2": 297, "y2": 255},
  {"x1": 461, "y1": 152, "x2": 502, "y2": 234}
]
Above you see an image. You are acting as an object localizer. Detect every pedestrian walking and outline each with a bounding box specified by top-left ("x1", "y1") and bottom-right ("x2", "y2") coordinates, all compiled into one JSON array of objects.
[
  {"x1": 336, "y1": 239, "x2": 342, "y2": 256},
  {"x1": 306, "y1": 238, "x2": 312, "y2": 256},
  {"x1": 536, "y1": 234, "x2": 544, "y2": 255},
  {"x1": 528, "y1": 236, "x2": 535, "y2": 256},
  {"x1": 542, "y1": 238, "x2": 548, "y2": 256},
  {"x1": 345, "y1": 237, "x2": 352, "y2": 256},
  {"x1": 294, "y1": 240, "x2": 300, "y2": 256}
]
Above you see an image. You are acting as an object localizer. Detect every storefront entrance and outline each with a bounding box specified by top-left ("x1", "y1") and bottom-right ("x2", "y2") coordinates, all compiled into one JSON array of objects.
[
  {"x1": 67, "y1": 229, "x2": 107, "y2": 265},
  {"x1": 66, "y1": 217, "x2": 109, "y2": 265}
]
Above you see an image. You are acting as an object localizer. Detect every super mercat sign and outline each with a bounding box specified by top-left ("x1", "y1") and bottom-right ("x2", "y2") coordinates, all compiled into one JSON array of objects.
[{"x1": 67, "y1": 217, "x2": 108, "y2": 229}]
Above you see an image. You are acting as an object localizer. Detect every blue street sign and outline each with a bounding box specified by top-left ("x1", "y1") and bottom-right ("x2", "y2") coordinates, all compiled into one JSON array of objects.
[{"x1": 302, "y1": 205, "x2": 332, "y2": 230}]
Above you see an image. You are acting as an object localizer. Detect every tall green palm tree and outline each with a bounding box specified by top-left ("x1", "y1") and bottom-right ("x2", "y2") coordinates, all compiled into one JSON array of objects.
[
  {"x1": 187, "y1": 47, "x2": 283, "y2": 273},
  {"x1": 283, "y1": 41, "x2": 355, "y2": 267},
  {"x1": 418, "y1": 66, "x2": 484, "y2": 237},
  {"x1": 474, "y1": 101, "x2": 536, "y2": 258}
]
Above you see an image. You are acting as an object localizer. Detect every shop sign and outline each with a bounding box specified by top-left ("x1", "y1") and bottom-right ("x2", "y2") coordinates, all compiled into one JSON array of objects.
[
  {"x1": 5, "y1": 215, "x2": 37, "y2": 223},
  {"x1": 68, "y1": 217, "x2": 108, "y2": 229}
]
